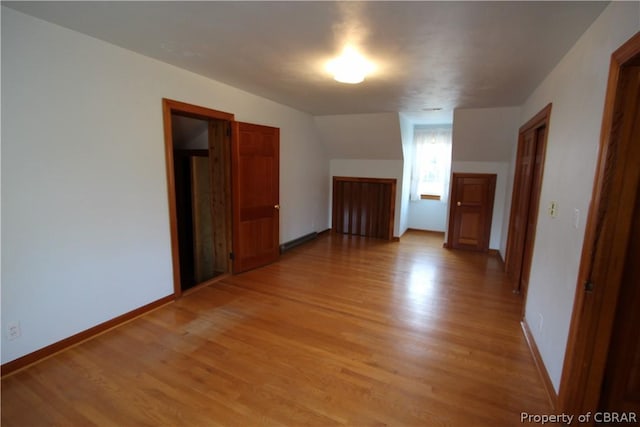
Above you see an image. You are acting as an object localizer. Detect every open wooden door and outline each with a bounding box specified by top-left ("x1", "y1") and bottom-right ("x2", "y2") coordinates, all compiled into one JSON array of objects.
[
  {"x1": 447, "y1": 173, "x2": 496, "y2": 251},
  {"x1": 232, "y1": 122, "x2": 280, "y2": 273}
]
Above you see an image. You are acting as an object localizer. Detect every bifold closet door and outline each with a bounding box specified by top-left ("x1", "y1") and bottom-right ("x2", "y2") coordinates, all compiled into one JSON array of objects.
[{"x1": 332, "y1": 177, "x2": 396, "y2": 240}]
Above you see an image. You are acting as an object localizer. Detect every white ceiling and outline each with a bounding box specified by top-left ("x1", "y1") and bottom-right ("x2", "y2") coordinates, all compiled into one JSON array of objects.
[{"x1": 5, "y1": 1, "x2": 607, "y2": 116}]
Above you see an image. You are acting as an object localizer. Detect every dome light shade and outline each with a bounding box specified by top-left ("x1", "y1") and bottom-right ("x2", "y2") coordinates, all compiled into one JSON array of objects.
[{"x1": 326, "y1": 46, "x2": 374, "y2": 84}]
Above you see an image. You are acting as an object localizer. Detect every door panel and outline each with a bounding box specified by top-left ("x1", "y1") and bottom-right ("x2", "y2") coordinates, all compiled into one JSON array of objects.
[
  {"x1": 208, "y1": 120, "x2": 232, "y2": 274},
  {"x1": 448, "y1": 173, "x2": 496, "y2": 251},
  {"x1": 518, "y1": 126, "x2": 546, "y2": 297},
  {"x1": 232, "y1": 122, "x2": 280, "y2": 273},
  {"x1": 506, "y1": 129, "x2": 535, "y2": 283}
]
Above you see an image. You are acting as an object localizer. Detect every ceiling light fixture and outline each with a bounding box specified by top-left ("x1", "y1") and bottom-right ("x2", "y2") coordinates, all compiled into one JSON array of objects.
[{"x1": 326, "y1": 46, "x2": 375, "y2": 84}]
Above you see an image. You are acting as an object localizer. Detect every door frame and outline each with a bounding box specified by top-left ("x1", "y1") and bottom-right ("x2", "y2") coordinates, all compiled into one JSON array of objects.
[
  {"x1": 504, "y1": 104, "x2": 551, "y2": 294},
  {"x1": 446, "y1": 173, "x2": 496, "y2": 251},
  {"x1": 162, "y1": 98, "x2": 234, "y2": 297},
  {"x1": 558, "y1": 32, "x2": 640, "y2": 419}
]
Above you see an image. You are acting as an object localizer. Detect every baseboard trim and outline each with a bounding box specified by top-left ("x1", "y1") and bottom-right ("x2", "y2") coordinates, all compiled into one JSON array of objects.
[
  {"x1": 280, "y1": 232, "x2": 318, "y2": 253},
  {"x1": 406, "y1": 228, "x2": 446, "y2": 236},
  {"x1": 317, "y1": 228, "x2": 331, "y2": 237},
  {"x1": 488, "y1": 249, "x2": 505, "y2": 265},
  {"x1": 1, "y1": 294, "x2": 175, "y2": 377},
  {"x1": 521, "y1": 319, "x2": 558, "y2": 409}
]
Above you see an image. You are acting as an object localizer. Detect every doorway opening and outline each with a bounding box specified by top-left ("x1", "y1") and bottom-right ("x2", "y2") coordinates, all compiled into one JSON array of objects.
[
  {"x1": 163, "y1": 99, "x2": 234, "y2": 295},
  {"x1": 505, "y1": 104, "x2": 551, "y2": 298}
]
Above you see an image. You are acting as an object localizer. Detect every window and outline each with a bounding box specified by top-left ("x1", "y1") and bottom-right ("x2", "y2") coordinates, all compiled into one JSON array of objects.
[{"x1": 410, "y1": 126, "x2": 452, "y2": 201}]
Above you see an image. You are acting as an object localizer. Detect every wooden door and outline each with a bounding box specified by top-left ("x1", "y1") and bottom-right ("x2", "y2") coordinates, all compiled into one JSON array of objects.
[
  {"x1": 600, "y1": 177, "x2": 640, "y2": 416},
  {"x1": 506, "y1": 129, "x2": 536, "y2": 282},
  {"x1": 232, "y1": 122, "x2": 280, "y2": 273},
  {"x1": 208, "y1": 120, "x2": 232, "y2": 274},
  {"x1": 505, "y1": 105, "x2": 551, "y2": 294},
  {"x1": 332, "y1": 177, "x2": 396, "y2": 240},
  {"x1": 447, "y1": 173, "x2": 496, "y2": 251},
  {"x1": 191, "y1": 155, "x2": 215, "y2": 283}
]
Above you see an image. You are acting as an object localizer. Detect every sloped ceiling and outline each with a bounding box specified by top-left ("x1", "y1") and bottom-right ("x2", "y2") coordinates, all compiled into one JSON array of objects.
[{"x1": 315, "y1": 113, "x2": 403, "y2": 159}]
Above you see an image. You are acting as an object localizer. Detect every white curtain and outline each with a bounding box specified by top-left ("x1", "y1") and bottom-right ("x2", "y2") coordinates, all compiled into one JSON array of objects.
[{"x1": 410, "y1": 126, "x2": 453, "y2": 201}]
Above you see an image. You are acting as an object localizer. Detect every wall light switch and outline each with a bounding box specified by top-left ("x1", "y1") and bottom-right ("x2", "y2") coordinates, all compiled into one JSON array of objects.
[
  {"x1": 573, "y1": 208, "x2": 580, "y2": 229},
  {"x1": 548, "y1": 201, "x2": 558, "y2": 218}
]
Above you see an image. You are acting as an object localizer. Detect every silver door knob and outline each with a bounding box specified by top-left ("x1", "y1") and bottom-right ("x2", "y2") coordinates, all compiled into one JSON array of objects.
[
  {"x1": 274, "y1": 204, "x2": 280, "y2": 210},
  {"x1": 457, "y1": 201, "x2": 461, "y2": 206}
]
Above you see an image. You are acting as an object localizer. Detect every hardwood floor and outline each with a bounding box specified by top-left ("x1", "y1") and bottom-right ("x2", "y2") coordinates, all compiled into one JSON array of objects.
[{"x1": 1, "y1": 231, "x2": 552, "y2": 426}]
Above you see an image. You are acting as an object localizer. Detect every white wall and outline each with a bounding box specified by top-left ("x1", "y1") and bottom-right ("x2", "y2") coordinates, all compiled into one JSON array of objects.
[
  {"x1": 448, "y1": 107, "x2": 520, "y2": 252},
  {"x1": 1, "y1": 7, "x2": 329, "y2": 364},
  {"x1": 515, "y1": 2, "x2": 640, "y2": 392},
  {"x1": 329, "y1": 159, "x2": 404, "y2": 238},
  {"x1": 408, "y1": 201, "x2": 448, "y2": 233}
]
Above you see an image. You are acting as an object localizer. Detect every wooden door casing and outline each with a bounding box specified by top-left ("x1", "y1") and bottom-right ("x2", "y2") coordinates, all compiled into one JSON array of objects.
[
  {"x1": 232, "y1": 122, "x2": 280, "y2": 273},
  {"x1": 447, "y1": 173, "x2": 496, "y2": 252},
  {"x1": 332, "y1": 177, "x2": 396, "y2": 240}
]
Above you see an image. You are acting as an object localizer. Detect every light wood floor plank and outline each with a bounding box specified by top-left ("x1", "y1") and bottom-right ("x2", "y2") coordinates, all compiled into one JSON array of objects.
[{"x1": 1, "y1": 231, "x2": 552, "y2": 426}]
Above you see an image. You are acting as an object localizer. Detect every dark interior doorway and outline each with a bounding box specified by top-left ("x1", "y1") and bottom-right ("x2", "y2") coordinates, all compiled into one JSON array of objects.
[
  {"x1": 163, "y1": 100, "x2": 233, "y2": 295},
  {"x1": 172, "y1": 115, "x2": 226, "y2": 290}
]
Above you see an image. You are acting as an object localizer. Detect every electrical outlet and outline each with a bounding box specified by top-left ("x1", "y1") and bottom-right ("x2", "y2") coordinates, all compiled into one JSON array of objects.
[
  {"x1": 7, "y1": 321, "x2": 21, "y2": 341},
  {"x1": 548, "y1": 201, "x2": 558, "y2": 218}
]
